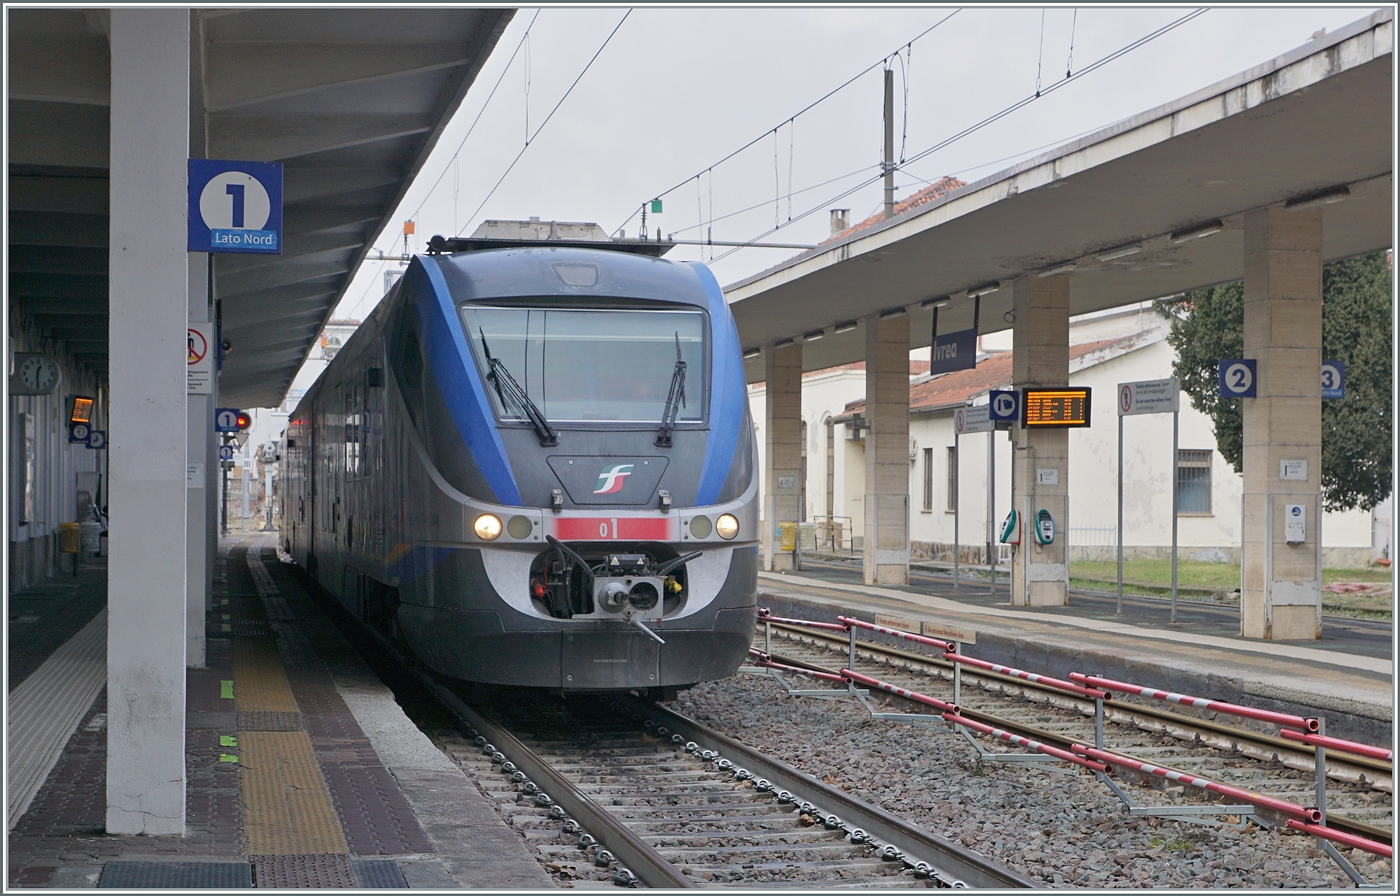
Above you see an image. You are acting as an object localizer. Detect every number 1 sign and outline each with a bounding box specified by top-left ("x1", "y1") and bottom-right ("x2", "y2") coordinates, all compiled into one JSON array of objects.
[{"x1": 188, "y1": 159, "x2": 283, "y2": 254}]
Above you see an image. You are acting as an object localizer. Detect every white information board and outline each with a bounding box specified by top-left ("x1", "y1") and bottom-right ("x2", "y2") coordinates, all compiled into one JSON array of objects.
[{"x1": 1117, "y1": 377, "x2": 1179, "y2": 416}]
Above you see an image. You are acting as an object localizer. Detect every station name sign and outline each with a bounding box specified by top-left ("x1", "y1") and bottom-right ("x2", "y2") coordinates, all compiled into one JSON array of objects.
[{"x1": 1022, "y1": 387, "x2": 1092, "y2": 428}]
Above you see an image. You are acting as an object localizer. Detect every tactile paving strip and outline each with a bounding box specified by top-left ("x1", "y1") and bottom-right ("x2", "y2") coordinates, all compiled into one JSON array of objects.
[
  {"x1": 251, "y1": 854, "x2": 355, "y2": 889},
  {"x1": 239, "y1": 731, "x2": 349, "y2": 856},
  {"x1": 231, "y1": 638, "x2": 300, "y2": 713},
  {"x1": 350, "y1": 858, "x2": 409, "y2": 888},
  {"x1": 237, "y1": 710, "x2": 303, "y2": 731},
  {"x1": 98, "y1": 860, "x2": 253, "y2": 889}
]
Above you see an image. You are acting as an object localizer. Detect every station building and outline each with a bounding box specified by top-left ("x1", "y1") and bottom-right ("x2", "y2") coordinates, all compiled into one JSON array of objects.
[{"x1": 748, "y1": 301, "x2": 1384, "y2": 570}]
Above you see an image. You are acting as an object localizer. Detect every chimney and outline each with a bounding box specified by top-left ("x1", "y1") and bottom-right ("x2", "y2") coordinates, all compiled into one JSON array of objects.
[{"x1": 829, "y1": 209, "x2": 850, "y2": 237}]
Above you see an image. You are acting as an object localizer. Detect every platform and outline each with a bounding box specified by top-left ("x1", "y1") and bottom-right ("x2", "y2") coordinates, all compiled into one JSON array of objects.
[
  {"x1": 757, "y1": 564, "x2": 1393, "y2": 745},
  {"x1": 6, "y1": 536, "x2": 553, "y2": 890}
]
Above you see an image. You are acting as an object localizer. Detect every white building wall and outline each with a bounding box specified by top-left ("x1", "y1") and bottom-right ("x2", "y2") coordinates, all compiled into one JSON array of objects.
[{"x1": 751, "y1": 310, "x2": 1377, "y2": 566}]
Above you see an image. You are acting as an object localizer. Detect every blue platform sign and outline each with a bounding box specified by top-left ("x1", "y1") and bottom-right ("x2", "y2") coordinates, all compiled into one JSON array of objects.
[
  {"x1": 214, "y1": 408, "x2": 241, "y2": 433},
  {"x1": 988, "y1": 389, "x2": 1020, "y2": 423},
  {"x1": 1217, "y1": 359, "x2": 1257, "y2": 398},
  {"x1": 86, "y1": 430, "x2": 106, "y2": 450},
  {"x1": 188, "y1": 159, "x2": 283, "y2": 254},
  {"x1": 929, "y1": 327, "x2": 978, "y2": 375},
  {"x1": 1321, "y1": 360, "x2": 1345, "y2": 400}
]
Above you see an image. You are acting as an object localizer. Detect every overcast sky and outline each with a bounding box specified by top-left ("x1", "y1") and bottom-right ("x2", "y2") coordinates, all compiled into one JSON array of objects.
[{"x1": 300, "y1": 4, "x2": 1382, "y2": 393}]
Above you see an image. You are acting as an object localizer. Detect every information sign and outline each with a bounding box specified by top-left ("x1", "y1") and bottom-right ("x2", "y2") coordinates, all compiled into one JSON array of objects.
[
  {"x1": 219, "y1": 445, "x2": 236, "y2": 461},
  {"x1": 954, "y1": 404, "x2": 993, "y2": 435},
  {"x1": 988, "y1": 389, "x2": 1019, "y2": 424},
  {"x1": 1021, "y1": 388, "x2": 1092, "y2": 428},
  {"x1": 69, "y1": 422, "x2": 91, "y2": 443},
  {"x1": 930, "y1": 328, "x2": 977, "y2": 375},
  {"x1": 1217, "y1": 359, "x2": 1256, "y2": 398},
  {"x1": 1117, "y1": 378, "x2": 1179, "y2": 416},
  {"x1": 86, "y1": 430, "x2": 106, "y2": 450},
  {"x1": 188, "y1": 323, "x2": 214, "y2": 394},
  {"x1": 188, "y1": 159, "x2": 283, "y2": 254},
  {"x1": 215, "y1": 408, "x2": 242, "y2": 433}
]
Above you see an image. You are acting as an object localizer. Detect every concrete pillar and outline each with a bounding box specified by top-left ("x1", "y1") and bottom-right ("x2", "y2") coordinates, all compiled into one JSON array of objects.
[
  {"x1": 1241, "y1": 206, "x2": 1323, "y2": 640},
  {"x1": 763, "y1": 342, "x2": 803, "y2": 570},
  {"x1": 863, "y1": 315, "x2": 910, "y2": 585},
  {"x1": 1010, "y1": 274, "x2": 1070, "y2": 606},
  {"x1": 187, "y1": 252, "x2": 209, "y2": 669},
  {"x1": 107, "y1": 7, "x2": 188, "y2": 836}
]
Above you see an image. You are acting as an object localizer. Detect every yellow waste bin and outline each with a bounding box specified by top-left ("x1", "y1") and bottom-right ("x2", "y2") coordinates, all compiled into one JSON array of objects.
[
  {"x1": 59, "y1": 522, "x2": 81, "y2": 554},
  {"x1": 777, "y1": 522, "x2": 797, "y2": 553}
]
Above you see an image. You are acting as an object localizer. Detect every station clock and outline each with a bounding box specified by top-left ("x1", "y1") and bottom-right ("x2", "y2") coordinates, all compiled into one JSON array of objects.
[{"x1": 10, "y1": 354, "x2": 60, "y2": 395}]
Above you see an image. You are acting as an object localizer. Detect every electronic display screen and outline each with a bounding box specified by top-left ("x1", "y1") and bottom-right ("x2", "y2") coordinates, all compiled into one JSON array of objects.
[
  {"x1": 1022, "y1": 388, "x2": 1091, "y2": 427},
  {"x1": 70, "y1": 395, "x2": 94, "y2": 424}
]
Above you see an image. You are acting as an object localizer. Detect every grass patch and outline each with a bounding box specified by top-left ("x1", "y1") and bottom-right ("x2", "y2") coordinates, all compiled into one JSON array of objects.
[{"x1": 1070, "y1": 559, "x2": 1392, "y2": 620}]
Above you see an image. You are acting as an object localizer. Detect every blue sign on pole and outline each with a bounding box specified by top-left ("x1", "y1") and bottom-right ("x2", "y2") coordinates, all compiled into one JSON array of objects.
[
  {"x1": 188, "y1": 159, "x2": 283, "y2": 254},
  {"x1": 1321, "y1": 360, "x2": 1345, "y2": 400},
  {"x1": 214, "y1": 408, "x2": 241, "y2": 433},
  {"x1": 988, "y1": 389, "x2": 1019, "y2": 423},
  {"x1": 86, "y1": 430, "x2": 106, "y2": 450},
  {"x1": 929, "y1": 327, "x2": 978, "y2": 375},
  {"x1": 1217, "y1": 359, "x2": 1257, "y2": 398},
  {"x1": 69, "y1": 422, "x2": 91, "y2": 443}
]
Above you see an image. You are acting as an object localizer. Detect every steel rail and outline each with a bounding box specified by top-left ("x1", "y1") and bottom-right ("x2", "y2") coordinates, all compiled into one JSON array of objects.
[
  {"x1": 423, "y1": 680, "x2": 695, "y2": 889},
  {"x1": 635, "y1": 698, "x2": 1038, "y2": 889},
  {"x1": 764, "y1": 620, "x2": 1393, "y2": 776},
  {"x1": 762, "y1": 636, "x2": 1393, "y2": 847}
]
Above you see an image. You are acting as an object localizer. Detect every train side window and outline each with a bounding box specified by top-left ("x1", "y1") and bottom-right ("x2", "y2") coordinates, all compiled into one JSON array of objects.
[
  {"x1": 345, "y1": 384, "x2": 362, "y2": 480},
  {"x1": 388, "y1": 308, "x2": 425, "y2": 429}
]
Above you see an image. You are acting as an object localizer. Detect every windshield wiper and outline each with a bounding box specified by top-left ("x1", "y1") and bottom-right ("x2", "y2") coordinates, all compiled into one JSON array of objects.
[
  {"x1": 479, "y1": 327, "x2": 558, "y2": 446},
  {"x1": 655, "y1": 332, "x2": 687, "y2": 447}
]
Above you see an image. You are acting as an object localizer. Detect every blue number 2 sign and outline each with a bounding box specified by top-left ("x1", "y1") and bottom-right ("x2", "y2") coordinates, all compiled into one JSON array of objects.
[
  {"x1": 1217, "y1": 359, "x2": 1257, "y2": 398},
  {"x1": 188, "y1": 159, "x2": 283, "y2": 255}
]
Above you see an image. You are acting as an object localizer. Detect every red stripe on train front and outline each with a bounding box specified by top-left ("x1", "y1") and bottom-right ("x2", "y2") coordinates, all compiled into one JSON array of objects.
[{"x1": 545, "y1": 516, "x2": 679, "y2": 541}]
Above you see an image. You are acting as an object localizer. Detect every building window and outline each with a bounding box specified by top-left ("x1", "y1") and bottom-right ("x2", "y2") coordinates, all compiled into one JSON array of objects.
[
  {"x1": 922, "y1": 448, "x2": 934, "y2": 511},
  {"x1": 946, "y1": 446, "x2": 958, "y2": 512},
  {"x1": 1177, "y1": 449, "x2": 1212, "y2": 514}
]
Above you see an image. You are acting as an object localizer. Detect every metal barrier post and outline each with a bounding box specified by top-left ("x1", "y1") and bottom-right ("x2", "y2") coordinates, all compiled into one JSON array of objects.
[
  {"x1": 847, "y1": 624, "x2": 858, "y2": 695},
  {"x1": 1095, "y1": 697, "x2": 1104, "y2": 750},
  {"x1": 952, "y1": 642, "x2": 961, "y2": 707},
  {"x1": 764, "y1": 617, "x2": 772, "y2": 656},
  {"x1": 1315, "y1": 716, "x2": 1328, "y2": 824}
]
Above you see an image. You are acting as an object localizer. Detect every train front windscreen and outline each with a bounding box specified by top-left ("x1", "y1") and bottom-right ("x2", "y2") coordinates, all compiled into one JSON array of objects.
[{"x1": 459, "y1": 305, "x2": 707, "y2": 424}]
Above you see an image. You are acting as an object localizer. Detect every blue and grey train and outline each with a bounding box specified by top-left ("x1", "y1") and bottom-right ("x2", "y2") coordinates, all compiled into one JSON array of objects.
[{"x1": 279, "y1": 228, "x2": 758, "y2": 696}]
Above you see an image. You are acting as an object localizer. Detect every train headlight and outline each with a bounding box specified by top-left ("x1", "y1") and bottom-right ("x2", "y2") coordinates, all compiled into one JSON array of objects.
[
  {"x1": 689, "y1": 516, "x2": 712, "y2": 538},
  {"x1": 715, "y1": 513, "x2": 740, "y2": 540},
  {"x1": 473, "y1": 513, "x2": 503, "y2": 541}
]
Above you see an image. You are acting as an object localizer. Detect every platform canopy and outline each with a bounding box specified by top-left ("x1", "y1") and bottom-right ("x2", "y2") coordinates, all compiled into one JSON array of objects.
[
  {"x1": 8, "y1": 7, "x2": 514, "y2": 407},
  {"x1": 726, "y1": 9, "x2": 1393, "y2": 381}
]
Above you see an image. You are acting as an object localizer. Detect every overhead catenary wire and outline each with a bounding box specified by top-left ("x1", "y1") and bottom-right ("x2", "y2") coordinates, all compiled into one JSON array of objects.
[
  {"x1": 706, "y1": 7, "x2": 1210, "y2": 263},
  {"x1": 405, "y1": 9, "x2": 542, "y2": 225},
  {"x1": 614, "y1": 7, "x2": 962, "y2": 236},
  {"x1": 458, "y1": 9, "x2": 633, "y2": 235}
]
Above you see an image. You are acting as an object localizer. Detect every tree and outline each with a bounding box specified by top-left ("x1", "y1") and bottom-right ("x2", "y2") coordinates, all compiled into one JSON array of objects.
[{"x1": 1156, "y1": 251, "x2": 1392, "y2": 512}]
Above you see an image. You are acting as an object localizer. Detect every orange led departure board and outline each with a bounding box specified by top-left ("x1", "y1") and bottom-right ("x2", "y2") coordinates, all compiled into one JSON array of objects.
[
  {"x1": 1022, "y1": 388, "x2": 1091, "y2": 427},
  {"x1": 70, "y1": 395, "x2": 94, "y2": 424}
]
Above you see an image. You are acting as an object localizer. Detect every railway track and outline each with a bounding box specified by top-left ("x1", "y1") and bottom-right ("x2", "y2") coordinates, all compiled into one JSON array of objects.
[
  {"x1": 432, "y1": 685, "x2": 1032, "y2": 888},
  {"x1": 756, "y1": 621, "x2": 1392, "y2": 848}
]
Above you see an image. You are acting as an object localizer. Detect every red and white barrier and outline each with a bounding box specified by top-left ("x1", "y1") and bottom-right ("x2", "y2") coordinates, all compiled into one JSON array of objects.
[
  {"x1": 1069, "y1": 673, "x2": 1319, "y2": 733},
  {"x1": 749, "y1": 652, "x2": 847, "y2": 684},
  {"x1": 1285, "y1": 819, "x2": 1393, "y2": 859},
  {"x1": 837, "y1": 615, "x2": 954, "y2": 651},
  {"x1": 1071, "y1": 744, "x2": 1323, "y2": 823},
  {"x1": 1277, "y1": 728, "x2": 1394, "y2": 764},
  {"x1": 944, "y1": 713, "x2": 1111, "y2": 774},
  {"x1": 947, "y1": 654, "x2": 1110, "y2": 701},
  {"x1": 757, "y1": 610, "x2": 850, "y2": 633},
  {"x1": 840, "y1": 668, "x2": 959, "y2": 714}
]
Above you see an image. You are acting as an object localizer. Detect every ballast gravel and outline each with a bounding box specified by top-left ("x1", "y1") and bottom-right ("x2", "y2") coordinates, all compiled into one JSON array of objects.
[{"x1": 666, "y1": 673, "x2": 1393, "y2": 888}]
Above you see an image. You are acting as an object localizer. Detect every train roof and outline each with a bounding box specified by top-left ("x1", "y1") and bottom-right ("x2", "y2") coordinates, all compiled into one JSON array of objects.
[{"x1": 429, "y1": 243, "x2": 713, "y2": 309}]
